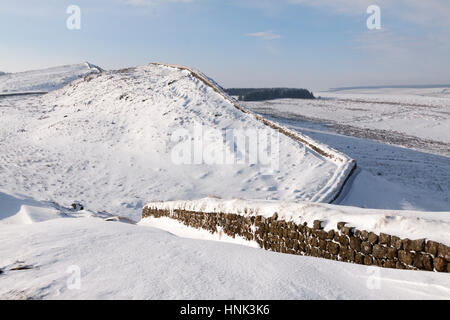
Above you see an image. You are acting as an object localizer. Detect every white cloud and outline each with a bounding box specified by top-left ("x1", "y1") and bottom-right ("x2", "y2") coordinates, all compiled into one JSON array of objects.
[
  {"x1": 247, "y1": 30, "x2": 282, "y2": 40},
  {"x1": 122, "y1": 0, "x2": 193, "y2": 6}
]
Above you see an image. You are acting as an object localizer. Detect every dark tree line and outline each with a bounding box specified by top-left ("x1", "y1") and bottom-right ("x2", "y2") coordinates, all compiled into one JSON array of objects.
[{"x1": 226, "y1": 88, "x2": 315, "y2": 101}]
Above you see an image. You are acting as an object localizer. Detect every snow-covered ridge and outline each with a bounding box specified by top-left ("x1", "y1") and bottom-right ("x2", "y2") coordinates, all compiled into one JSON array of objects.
[
  {"x1": 151, "y1": 63, "x2": 357, "y2": 203},
  {"x1": 1, "y1": 63, "x2": 349, "y2": 220},
  {"x1": 0, "y1": 62, "x2": 102, "y2": 94},
  {"x1": 144, "y1": 197, "x2": 450, "y2": 246}
]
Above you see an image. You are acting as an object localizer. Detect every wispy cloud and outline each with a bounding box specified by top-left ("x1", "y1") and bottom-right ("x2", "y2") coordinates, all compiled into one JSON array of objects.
[
  {"x1": 122, "y1": 0, "x2": 193, "y2": 6},
  {"x1": 246, "y1": 30, "x2": 282, "y2": 40},
  {"x1": 288, "y1": 0, "x2": 450, "y2": 29}
]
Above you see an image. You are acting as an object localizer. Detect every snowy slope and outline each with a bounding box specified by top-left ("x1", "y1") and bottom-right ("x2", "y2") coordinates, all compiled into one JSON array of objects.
[
  {"x1": 0, "y1": 198, "x2": 448, "y2": 299},
  {"x1": 0, "y1": 62, "x2": 102, "y2": 94},
  {"x1": 0, "y1": 64, "x2": 344, "y2": 220}
]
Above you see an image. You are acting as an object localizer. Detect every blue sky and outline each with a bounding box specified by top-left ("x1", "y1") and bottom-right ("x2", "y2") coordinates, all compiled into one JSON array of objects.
[{"x1": 1, "y1": 0, "x2": 449, "y2": 89}]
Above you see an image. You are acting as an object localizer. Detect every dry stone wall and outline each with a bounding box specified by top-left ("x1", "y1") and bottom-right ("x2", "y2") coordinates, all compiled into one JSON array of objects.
[{"x1": 142, "y1": 206, "x2": 449, "y2": 273}]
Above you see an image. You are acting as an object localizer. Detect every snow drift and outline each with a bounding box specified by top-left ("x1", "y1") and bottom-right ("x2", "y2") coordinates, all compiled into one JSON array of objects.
[{"x1": 0, "y1": 62, "x2": 102, "y2": 94}]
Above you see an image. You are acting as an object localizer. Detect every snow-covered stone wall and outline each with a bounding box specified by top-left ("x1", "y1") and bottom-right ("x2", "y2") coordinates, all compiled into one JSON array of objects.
[{"x1": 142, "y1": 206, "x2": 449, "y2": 273}]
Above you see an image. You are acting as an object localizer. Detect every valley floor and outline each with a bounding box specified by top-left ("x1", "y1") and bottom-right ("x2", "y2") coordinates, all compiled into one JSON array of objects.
[{"x1": 246, "y1": 96, "x2": 450, "y2": 212}]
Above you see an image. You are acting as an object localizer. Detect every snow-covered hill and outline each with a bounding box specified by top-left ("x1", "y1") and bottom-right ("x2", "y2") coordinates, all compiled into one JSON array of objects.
[
  {"x1": 0, "y1": 64, "x2": 347, "y2": 220},
  {"x1": 0, "y1": 62, "x2": 102, "y2": 94}
]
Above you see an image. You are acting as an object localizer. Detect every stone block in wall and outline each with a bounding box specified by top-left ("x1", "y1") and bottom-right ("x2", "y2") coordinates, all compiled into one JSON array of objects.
[
  {"x1": 327, "y1": 229, "x2": 335, "y2": 240},
  {"x1": 319, "y1": 239, "x2": 327, "y2": 251},
  {"x1": 398, "y1": 250, "x2": 414, "y2": 266},
  {"x1": 338, "y1": 235, "x2": 349, "y2": 247},
  {"x1": 425, "y1": 240, "x2": 439, "y2": 256},
  {"x1": 313, "y1": 220, "x2": 323, "y2": 230},
  {"x1": 438, "y1": 243, "x2": 450, "y2": 260},
  {"x1": 396, "y1": 261, "x2": 406, "y2": 269},
  {"x1": 355, "y1": 253, "x2": 364, "y2": 264},
  {"x1": 372, "y1": 244, "x2": 388, "y2": 259},
  {"x1": 347, "y1": 249, "x2": 355, "y2": 262},
  {"x1": 360, "y1": 230, "x2": 369, "y2": 241},
  {"x1": 317, "y1": 230, "x2": 327, "y2": 240},
  {"x1": 387, "y1": 247, "x2": 397, "y2": 260},
  {"x1": 402, "y1": 238, "x2": 411, "y2": 251},
  {"x1": 361, "y1": 242, "x2": 373, "y2": 255},
  {"x1": 364, "y1": 255, "x2": 373, "y2": 265},
  {"x1": 421, "y1": 254, "x2": 433, "y2": 271},
  {"x1": 434, "y1": 257, "x2": 447, "y2": 272},
  {"x1": 349, "y1": 236, "x2": 361, "y2": 251},
  {"x1": 337, "y1": 221, "x2": 346, "y2": 230},
  {"x1": 341, "y1": 226, "x2": 354, "y2": 236},
  {"x1": 410, "y1": 239, "x2": 425, "y2": 252},
  {"x1": 333, "y1": 233, "x2": 340, "y2": 242},
  {"x1": 374, "y1": 258, "x2": 383, "y2": 267},
  {"x1": 379, "y1": 233, "x2": 391, "y2": 246},
  {"x1": 391, "y1": 236, "x2": 402, "y2": 250},
  {"x1": 368, "y1": 232, "x2": 378, "y2": 244},
  {"x1": 327, "y1": 241, "x2": 340, "y2": 255},
  {"x1": 384, "y1": 260, "x2": 395, "y2": 268}
]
